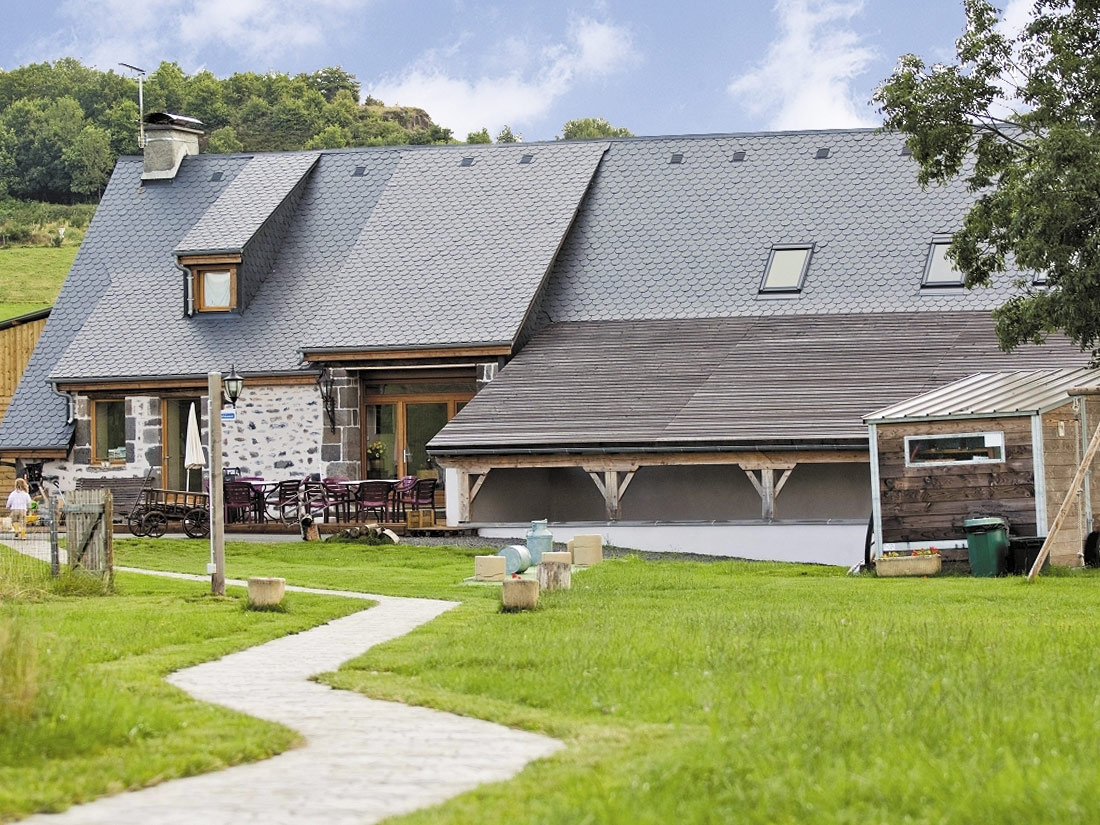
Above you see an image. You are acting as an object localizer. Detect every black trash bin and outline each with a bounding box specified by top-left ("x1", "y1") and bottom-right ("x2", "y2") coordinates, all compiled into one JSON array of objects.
[{"x1": 1009, "y1": 536, "x2": 1049, "y2": 576}]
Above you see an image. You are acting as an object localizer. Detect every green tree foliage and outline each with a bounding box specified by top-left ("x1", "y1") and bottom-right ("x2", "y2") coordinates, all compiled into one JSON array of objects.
[
  {"x1": 559, "y1": 118, "x2": 633, "y2": 140},
  {"x1": 496, "y1": 125, "x2": 522, "y2": 143},
  {"x1": 875, "y1": 0, "x2": 1100, "y2": 358},
  {"x1": 0, "y1": 59, "x2": 450, "y2": 204},
  {"x1": 466, "y1": 128, "x2": 491, "y2": 144}
]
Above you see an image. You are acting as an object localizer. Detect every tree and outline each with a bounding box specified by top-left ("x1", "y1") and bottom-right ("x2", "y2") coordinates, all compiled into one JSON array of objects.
[
  {"x1": 206, "y1": 125, "x2": 244, "y2": 154},
  {"x1": 305, "y1": 125, "x2": 351, "y2": 149},
  {"x1": 63, "y1": 124, "x2": 113, "y2": 196},
  {"x1": 559, "y1": 117, "x2": 633, "y2": 140},
  {"x1": 874, "y1": 0, "x2": 1100, "y2": 358},
  {"x1": 466, "y1": 128, "x2": 491, "y2": 144},
  {"x1": 496, "y1": 125, "x2": 522, "y2": 143}
]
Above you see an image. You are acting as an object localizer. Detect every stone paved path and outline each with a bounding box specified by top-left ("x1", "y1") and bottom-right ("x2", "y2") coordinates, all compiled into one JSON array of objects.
[{"x1": 24, "y1": 568, "x2": 563, "y2": 825}]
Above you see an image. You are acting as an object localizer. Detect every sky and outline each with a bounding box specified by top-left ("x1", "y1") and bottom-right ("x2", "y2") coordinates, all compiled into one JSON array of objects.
[{"x1": 0, "y1": 0, "x2": 1033, "y2": 142}]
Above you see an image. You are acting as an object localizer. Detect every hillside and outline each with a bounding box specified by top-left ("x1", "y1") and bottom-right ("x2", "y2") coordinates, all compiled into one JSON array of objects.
[{"x1": 0, "y1": 246, "x2": 77, "y2": 321}]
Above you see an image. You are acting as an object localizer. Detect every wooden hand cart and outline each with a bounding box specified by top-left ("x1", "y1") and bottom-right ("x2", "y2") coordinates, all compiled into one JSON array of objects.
[{"x1": 127, "y1": 487, "x2": 210, "y2": 539}]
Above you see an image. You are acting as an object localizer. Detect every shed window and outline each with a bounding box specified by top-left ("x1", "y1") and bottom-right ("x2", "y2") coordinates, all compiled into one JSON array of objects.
[
  {"x1": 92, "y1": 400, "x2": 126, "y2": 463},
  {"x1": 761, "y1": 246, "x2": 811, "y2": 293},
  {"x1": 923, "y1": 242, "x2": 963, "y2": 287},
  {"x1": 194, "y1": 267, "x2": 237, "y2": 312},
  {"x1": 904, "y1": 432, "x2": 1005, "y2": 466}
]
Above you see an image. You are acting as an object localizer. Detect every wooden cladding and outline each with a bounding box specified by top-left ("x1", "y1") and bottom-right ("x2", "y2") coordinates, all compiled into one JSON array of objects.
[
  {"x1": 878, "y1": 416, "x2": 1037, "y2": 543},
  {"x1": 0, "y1": 313, "x2": 49, "y2": 488}
]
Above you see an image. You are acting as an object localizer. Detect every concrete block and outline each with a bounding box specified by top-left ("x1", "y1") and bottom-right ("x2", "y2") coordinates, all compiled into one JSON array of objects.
[
  {"x1": 248, "y1": 577, "x2": 286, "y2": 607},
  {"x1": 571, "y1": 534, "x2": 603, "y2": 566},
  {"x1": 475, "y1": 555, "x2": 506, "y2": 582},
  {"x1": 502, "y1": 578, "x2": 539, "y2": 611},
  {"x1": 538, "y1": 559, "x2": 571, "y2": 591}
]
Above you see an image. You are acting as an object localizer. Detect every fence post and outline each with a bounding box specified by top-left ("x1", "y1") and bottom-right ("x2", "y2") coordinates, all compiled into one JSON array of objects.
[{"x1": 49, "y1": 496, "x2": 59, "y2": 578}]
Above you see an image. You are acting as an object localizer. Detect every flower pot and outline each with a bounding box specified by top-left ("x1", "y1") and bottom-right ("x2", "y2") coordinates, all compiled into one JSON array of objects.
[{"x1": 876, "y1": 555, "x2": 942, "y2": 577}]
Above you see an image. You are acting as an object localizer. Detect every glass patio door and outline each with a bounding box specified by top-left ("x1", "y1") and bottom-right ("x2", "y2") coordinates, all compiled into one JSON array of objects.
[
  {"x1": 404, "y1": 403, "x2": 448, "y2": 477},
  {"x1": 162, "y1": 398, "x2": 203, "y2": 491},
  {"x1": 363, "y1": 388, "x2": 472, "y2": 480}
]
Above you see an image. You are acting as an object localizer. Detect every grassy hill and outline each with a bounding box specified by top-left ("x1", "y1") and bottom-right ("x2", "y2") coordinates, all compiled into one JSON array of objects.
[{"x1": 0, "y1": 246, "x2": 78, "y2": 322}]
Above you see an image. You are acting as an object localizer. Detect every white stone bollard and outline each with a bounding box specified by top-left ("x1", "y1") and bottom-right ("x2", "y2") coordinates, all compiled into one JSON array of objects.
[
  {"x1": 571, "y1": 534, "x2": 604, "y2": 566},
  {"x1": 502, "y1": 578, "x2": 539, "y2": 611},
  {"x1": 248, "y1": 577, "x2": 286, "y2": 607},
  {"x1": 475, "y1": 555, "x2": 506, "y2": 582}
]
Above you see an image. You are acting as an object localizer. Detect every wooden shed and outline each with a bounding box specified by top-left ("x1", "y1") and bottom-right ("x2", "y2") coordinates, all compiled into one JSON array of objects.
[
  {"x1": 864, "y1": 368, "x2": 1100, "y2": 567},
  {"x1": 0, "y1": 308, "x2": 50, "y2": 488}
]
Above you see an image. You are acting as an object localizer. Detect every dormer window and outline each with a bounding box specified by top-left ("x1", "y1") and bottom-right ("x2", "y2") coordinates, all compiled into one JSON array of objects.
[
  {"x1": 181, "y1": 254, "x2": 241, "y2": 314},
  {"x1": 760, "y1": 245, "x2": 812, "y2": 293},
  {"x1": 922, "y1": 239, "x2": 963, "y2": 287}
]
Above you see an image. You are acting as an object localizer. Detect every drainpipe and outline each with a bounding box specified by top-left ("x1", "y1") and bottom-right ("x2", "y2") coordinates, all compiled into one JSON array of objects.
[
  {"x1": 176, "y1": 260, "x2": 195, "y2": 316},
  {"x1": 50, "y1": 380, "x2": 75, "y2": 425}
]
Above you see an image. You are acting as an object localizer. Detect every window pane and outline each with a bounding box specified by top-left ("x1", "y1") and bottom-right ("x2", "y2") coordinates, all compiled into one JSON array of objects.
[
  {"x1": 95, "y1": 401, "x2": 126, "y2": 461},
  {"x1": 763, "y1": 248, "x2": 809, "y2": 290},
  {"x1": 203, "y1": 270, "x2": 232, "y2": 307},
  {"x1": 905, "y1": 432, "x2": 1004, "y2": 465},
  {"x1": 924, "y1": 244, "x2": 962, "y2": 285},
  {"x1": 405, "y1": 403, "x2": 448, "y2": 478},
  {"x1": 365, "y1": 404, "x2": 397, "y2": 477}
]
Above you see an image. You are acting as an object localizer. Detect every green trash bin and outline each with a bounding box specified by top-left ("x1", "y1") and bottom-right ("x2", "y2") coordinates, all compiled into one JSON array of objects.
[{"x1": 964, "y1": 517, "x2": 1009, "y2": 577}]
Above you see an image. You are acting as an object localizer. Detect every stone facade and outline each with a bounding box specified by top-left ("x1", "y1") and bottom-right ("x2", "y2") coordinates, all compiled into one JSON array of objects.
[{"x1": 43, "y1": 379, "x2": 360, "y2": 492}]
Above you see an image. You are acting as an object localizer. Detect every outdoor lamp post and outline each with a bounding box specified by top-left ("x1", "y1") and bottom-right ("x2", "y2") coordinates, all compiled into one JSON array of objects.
[{"x1": 209, "y1": 366, "x2": 245, "y2": 596}]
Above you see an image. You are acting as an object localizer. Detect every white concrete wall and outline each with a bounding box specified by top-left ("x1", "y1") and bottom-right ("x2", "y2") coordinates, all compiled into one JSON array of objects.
[{"x1": 477, "y1": 522, "x2": 868, "y2": 566}]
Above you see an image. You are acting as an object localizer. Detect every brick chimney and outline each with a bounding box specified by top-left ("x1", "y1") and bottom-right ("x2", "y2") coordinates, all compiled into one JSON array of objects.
[{"x1": 142, "y1": 112, "x2": 204, "y2": 181}]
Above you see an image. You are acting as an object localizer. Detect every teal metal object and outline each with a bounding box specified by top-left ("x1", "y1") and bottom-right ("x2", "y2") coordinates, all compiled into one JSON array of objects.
[
  {"x1": 526, "y1": 519, "x2": 553, "y2": 564},
  {"x1": 498, "y1": 544, "x2": 531, "y2": 575}
]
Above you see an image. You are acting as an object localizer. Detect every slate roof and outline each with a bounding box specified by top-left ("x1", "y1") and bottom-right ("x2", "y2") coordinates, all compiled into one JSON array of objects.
[
  {"x1": 540, "y1": 129, "x2": 1019, "y2": 323},
  {"x1": 46, "y1": 140, "x2": 608, "y2": 384},
  {"x1": 175, "y1": 153, "x2": 320, "y2": 255},
  {"x1": 865, "y1": 367, "x2": 1100, "y2": 422},
  {"x1": 429, "y1": 312, "x2": 1089, "y2": 452}
]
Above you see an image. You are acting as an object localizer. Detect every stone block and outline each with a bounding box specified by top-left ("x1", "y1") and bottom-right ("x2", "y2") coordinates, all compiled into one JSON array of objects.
[
  {"x1": 537, "y1": 560, "x2": 571, "y2": 591},
  {"x1": 74, "y1": 418, "x2": 91, "y2": 446},
  {"x1": 474, "y1": 555, "x2": 506, "y2": 582},
  {"x1": 541, "y1": 551, "x2": 572, "y2": 565},
  {"x1": 571, "y1": 534, "x2": 603, "y2": 566},
  {"x1": 321, "y1": 443, "x2": 341, "y2": 462},
  {"x1": 247, "y1": 577, "x2": 286, "y2": 606},
  {"x1": 502, "y1": 578, "x2": 539, "y2": 611}
]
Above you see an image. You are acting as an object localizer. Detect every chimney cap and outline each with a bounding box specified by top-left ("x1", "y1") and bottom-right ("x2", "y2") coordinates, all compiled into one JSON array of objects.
[{"x1": 144, "y1": 112, "x2": 204, "y2": 128}]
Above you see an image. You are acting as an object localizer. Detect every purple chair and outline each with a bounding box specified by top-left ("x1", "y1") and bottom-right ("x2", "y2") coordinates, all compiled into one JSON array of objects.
[{"x1": 355, "y1": 481, "x2": 392, "y2": 523}]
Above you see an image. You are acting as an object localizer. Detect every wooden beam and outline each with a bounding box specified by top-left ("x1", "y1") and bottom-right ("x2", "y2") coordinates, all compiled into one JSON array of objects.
[
  {"x1": 439, "y1": 449, "x2": 866, "y2": 472},
  {"x1": 302, "y1": 345, "x2": 512, "y2": 362},
  {"x1": 456, "y1": 470, "x2": 470, "y2": 522},
  {"x1": 774, "y1": 467, "x2": 794, "y2": 498},
  {"x1": 1028, "y1": 416, "x2": 1100, "y2": 580},
  {"x1": 58, "y1": 373, "x2": 318, "y2": 393},
  {"x1": 469, "y1": 470, "x2": 490, "y2": 502},
  {"x1": 177, "y1": 253, "x2": 242, "y2": 265},
  {"x1": 743, "y1": 468, "x2": 764, "y2": 498}
]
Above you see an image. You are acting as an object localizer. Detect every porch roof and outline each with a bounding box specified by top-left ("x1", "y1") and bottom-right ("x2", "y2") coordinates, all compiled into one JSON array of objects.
[{"x1": 429, "y1": 312, "x2": 1088, "y2": 454}]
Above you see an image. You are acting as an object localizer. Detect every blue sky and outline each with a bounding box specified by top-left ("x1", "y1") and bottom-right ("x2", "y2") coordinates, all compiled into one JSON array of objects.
[{"x1": 0, "y1": 0, "x2": 1031, "y2": 141}]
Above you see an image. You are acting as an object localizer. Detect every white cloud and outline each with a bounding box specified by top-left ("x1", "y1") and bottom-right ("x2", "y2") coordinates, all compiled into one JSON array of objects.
[
  {"x1": 369, "y1": 16, "x2": 637, "y2": 139},
  {"x1": 728, "y1": 0, "x2": 877, "y2": 130},
  {"x1": 46, "y1": 0, "x2": 372, "y2": 72}
]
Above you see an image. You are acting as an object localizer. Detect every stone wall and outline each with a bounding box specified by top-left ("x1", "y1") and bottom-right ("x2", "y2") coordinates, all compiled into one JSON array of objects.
[{"x1": 43, "y1": 380, "x2": 355, "y2": 492}]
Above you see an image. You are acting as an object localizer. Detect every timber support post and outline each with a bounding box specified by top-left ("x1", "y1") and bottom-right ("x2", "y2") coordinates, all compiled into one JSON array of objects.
[{"x1": 585, "y1": 467, "x2": 638, "y2": 520}]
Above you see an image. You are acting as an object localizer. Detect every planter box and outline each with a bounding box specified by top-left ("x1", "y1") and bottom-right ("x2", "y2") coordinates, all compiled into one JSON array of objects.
[{"x1": 876, "y1": 555, "x2": 942, "y2": 577}]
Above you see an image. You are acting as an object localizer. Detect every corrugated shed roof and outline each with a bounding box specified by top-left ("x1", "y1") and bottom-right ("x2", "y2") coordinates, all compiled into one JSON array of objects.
[
  {"x1": 864, "y1": 367, "x2": 1100, "y2": 422},
  {"x1": 175, "y1": 153, "x2": 320, "y2": 255},
  {"x1": 430, "y1": 313, "x2": 1088, "y2": 451}
]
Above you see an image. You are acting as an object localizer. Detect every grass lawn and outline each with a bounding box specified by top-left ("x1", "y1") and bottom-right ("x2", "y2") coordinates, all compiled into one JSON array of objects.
[
  {"x1": 113, "y1": 538, "x2": 1100, "y2": 824},
  {"x1": 0, "y1": 552, "x2": 369, "y2": 822},
  {"x1": 0, "y1": 246, "x2": 78, "y2": 321}
]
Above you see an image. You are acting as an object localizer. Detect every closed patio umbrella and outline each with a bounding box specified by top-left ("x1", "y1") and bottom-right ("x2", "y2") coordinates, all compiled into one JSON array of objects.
[{"x1": 184, "y1": 402, "x2": 205, "y2": 491}]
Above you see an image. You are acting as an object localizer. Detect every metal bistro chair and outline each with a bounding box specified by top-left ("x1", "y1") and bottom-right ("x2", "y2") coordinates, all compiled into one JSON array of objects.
[
  {"x1": 265, "y1": 479, "x2": 302, "y2": 523},
  {"x1": 354, "y1": 480, "x2": 392, "y2": 523}
]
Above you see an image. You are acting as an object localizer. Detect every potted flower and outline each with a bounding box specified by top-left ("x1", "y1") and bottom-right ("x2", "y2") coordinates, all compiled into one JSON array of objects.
[
  {"x1": 367, "y1": 441, "x2": 386, "y2": 476},
  {"x1": 876, "y1": 547, "x2": 941, "y2": 577}
]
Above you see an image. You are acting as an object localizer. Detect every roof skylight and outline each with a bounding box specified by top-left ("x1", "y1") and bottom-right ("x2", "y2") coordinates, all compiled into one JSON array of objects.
[
  {"x1": 923, "y1": 241, "x2": 963, "y2": 287},
  {"x1": 731, "y1": 151, "x2": 746, "y2": 162},
  {"x1": 460, "y1": 157, "x2": 475, "y2": 167},
  {"x1": 670, "y1": 153, "x2": 684, "y2": 164},
  {"x1": 760, "y1": 245, "x2": 812, "y2": 293}
]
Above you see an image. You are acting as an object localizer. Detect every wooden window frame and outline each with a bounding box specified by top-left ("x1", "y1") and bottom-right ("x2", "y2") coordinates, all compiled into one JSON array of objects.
[
  {"x1": 361, "y1": 392, "x2": 473, "y2": 478},
  {"x1": 760, "y1": 244, "x2": 812, "y2": 294},
  {"x1": 194, "y1": 265, "x2": 238, "y2": 312},
  {"x1": 91, "y1": 398, "x2": 127, "y2": 464}
]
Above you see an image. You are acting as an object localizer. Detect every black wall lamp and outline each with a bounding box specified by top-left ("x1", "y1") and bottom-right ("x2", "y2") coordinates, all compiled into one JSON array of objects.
[
  {"x1": 317, "y1": 366, "x2": 337, "y2": 433},
  {"x1": 223, "y1": 365, "x2": 244, "y2": 407}
]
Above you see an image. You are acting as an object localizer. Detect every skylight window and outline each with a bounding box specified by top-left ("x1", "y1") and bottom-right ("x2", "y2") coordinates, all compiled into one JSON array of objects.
[
  {"x1": 519, "y1": 154, "x2": 534, "y2": 164},
  {"x1": 731, "y1": 151, "x2": 746, "y2": 162},
  {"x1": 815, "y1": 148, "x2": 830, "y2": 159},
  {"x1": 923, "y1": 241, "x2": 963, "y2": 287},
  {"x1": 761, "y1": 246, "x2": 812, "y2": 293},
  {"x1": 460, "y1": 157, "x2": 475, "y2": 167},
  {"x1": 670, "y1": 153, "x2": 684, "y2": 164},
  {"x1": 352, "y1": 166, "x2": 366, "y2": 177}
]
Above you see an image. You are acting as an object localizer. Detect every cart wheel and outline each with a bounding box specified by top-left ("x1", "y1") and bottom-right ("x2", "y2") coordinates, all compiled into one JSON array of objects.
[
  {"x1": 183, "y1": 508, "x2": 210, "y2": 539},
  {"x1": 128, "y1": 511, "x2": 148, "y2": 536},
  {"x1": 142, "y1": 512, "x2": 168, "y2": 538}
]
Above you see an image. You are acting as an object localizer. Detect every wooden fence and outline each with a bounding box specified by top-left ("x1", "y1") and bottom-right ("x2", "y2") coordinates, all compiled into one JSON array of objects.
[{"x1": 65, "y1": 489, "x2": 113, "y2": 580}]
